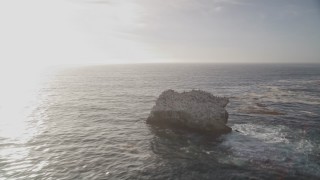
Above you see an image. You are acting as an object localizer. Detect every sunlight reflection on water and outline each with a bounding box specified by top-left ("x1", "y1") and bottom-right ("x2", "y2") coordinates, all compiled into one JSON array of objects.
[
  {"x1": 0, "y1": 68, "x2": 44, "y2": 143},
  {"x1": 0, "y1": 66, "x2": 55, "y2": 178}
]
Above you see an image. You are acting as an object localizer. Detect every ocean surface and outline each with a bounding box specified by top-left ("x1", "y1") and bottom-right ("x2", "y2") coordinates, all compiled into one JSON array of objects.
[{"x1": 0, "y1": 64, "x2": 320, "y2": 180}]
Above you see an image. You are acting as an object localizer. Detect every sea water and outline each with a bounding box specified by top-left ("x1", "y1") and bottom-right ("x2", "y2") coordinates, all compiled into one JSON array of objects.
[{"x1": 0, "y1": 64, "x2": 319, "y2": 179}]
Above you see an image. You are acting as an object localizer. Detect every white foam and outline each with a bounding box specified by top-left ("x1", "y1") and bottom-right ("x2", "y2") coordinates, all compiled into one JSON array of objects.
[
  {"x1": 296, "y1": 139, "x2": 314, "y2": 153},
  {"x1": 231, "y1": 123, "x2": 289, "y2": 144},
  {"x1": 220, "y1": 123, "x2": 316, "y2": 165}
]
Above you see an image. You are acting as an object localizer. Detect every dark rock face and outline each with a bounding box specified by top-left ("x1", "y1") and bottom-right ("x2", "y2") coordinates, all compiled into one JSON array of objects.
[{"x1": 147, "y1": 90, "x2": 232, "y2": 134}]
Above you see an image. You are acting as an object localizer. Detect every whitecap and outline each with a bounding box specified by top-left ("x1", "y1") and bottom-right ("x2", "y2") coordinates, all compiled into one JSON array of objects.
[{"x1": 231, "y1": 123, "x2": 289, "y2": 144}]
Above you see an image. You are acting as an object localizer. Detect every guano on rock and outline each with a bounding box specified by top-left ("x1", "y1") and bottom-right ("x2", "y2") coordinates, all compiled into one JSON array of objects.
[{"x1": 147, "y1": 89, "x2": 232, "y2": 135}]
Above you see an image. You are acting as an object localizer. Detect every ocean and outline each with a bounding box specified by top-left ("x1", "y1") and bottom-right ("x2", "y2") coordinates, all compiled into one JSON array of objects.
[{"x1": 0, "y1": 64, "x2": 319, "y2": 179}]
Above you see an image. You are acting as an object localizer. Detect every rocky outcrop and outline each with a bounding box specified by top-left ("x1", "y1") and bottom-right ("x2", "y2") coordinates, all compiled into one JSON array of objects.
[{"x1": 147, "y1": 90, "x2": 231, "y2": 134}]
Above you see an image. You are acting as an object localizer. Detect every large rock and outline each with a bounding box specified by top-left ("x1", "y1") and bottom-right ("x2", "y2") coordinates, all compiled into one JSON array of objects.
[{"x1": 147, "y1": 89, "x2": 232, "y2": 134}]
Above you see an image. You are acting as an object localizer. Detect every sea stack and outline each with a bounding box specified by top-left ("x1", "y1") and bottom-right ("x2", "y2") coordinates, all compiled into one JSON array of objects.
[{"x1": 147, "y1": 89, "x2": 232, "y2": 134}]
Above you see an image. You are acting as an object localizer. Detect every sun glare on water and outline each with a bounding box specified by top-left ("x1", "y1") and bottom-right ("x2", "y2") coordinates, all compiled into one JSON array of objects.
[
  {"x1": 0, "y1": 65, "x2": 52, "y2": 163},
  {"x1": 0, "y1": 64, "x2": 55, "y2": 140}
]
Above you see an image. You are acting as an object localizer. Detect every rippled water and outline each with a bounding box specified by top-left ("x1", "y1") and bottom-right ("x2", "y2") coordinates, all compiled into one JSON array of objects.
[{"x1": 0, "y1": 64, "x2": 320, "y2": 179}]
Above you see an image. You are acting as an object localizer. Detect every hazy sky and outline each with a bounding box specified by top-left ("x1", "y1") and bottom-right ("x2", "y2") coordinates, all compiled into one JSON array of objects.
[{"x1": 1, "y1": 0, "x2": 320, "y2": 67}]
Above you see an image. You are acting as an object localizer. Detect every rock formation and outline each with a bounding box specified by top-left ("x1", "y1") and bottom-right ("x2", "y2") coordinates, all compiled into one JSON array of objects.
[{"x1": 147, "y1": 89, "x2": 232, "y2": 134}]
